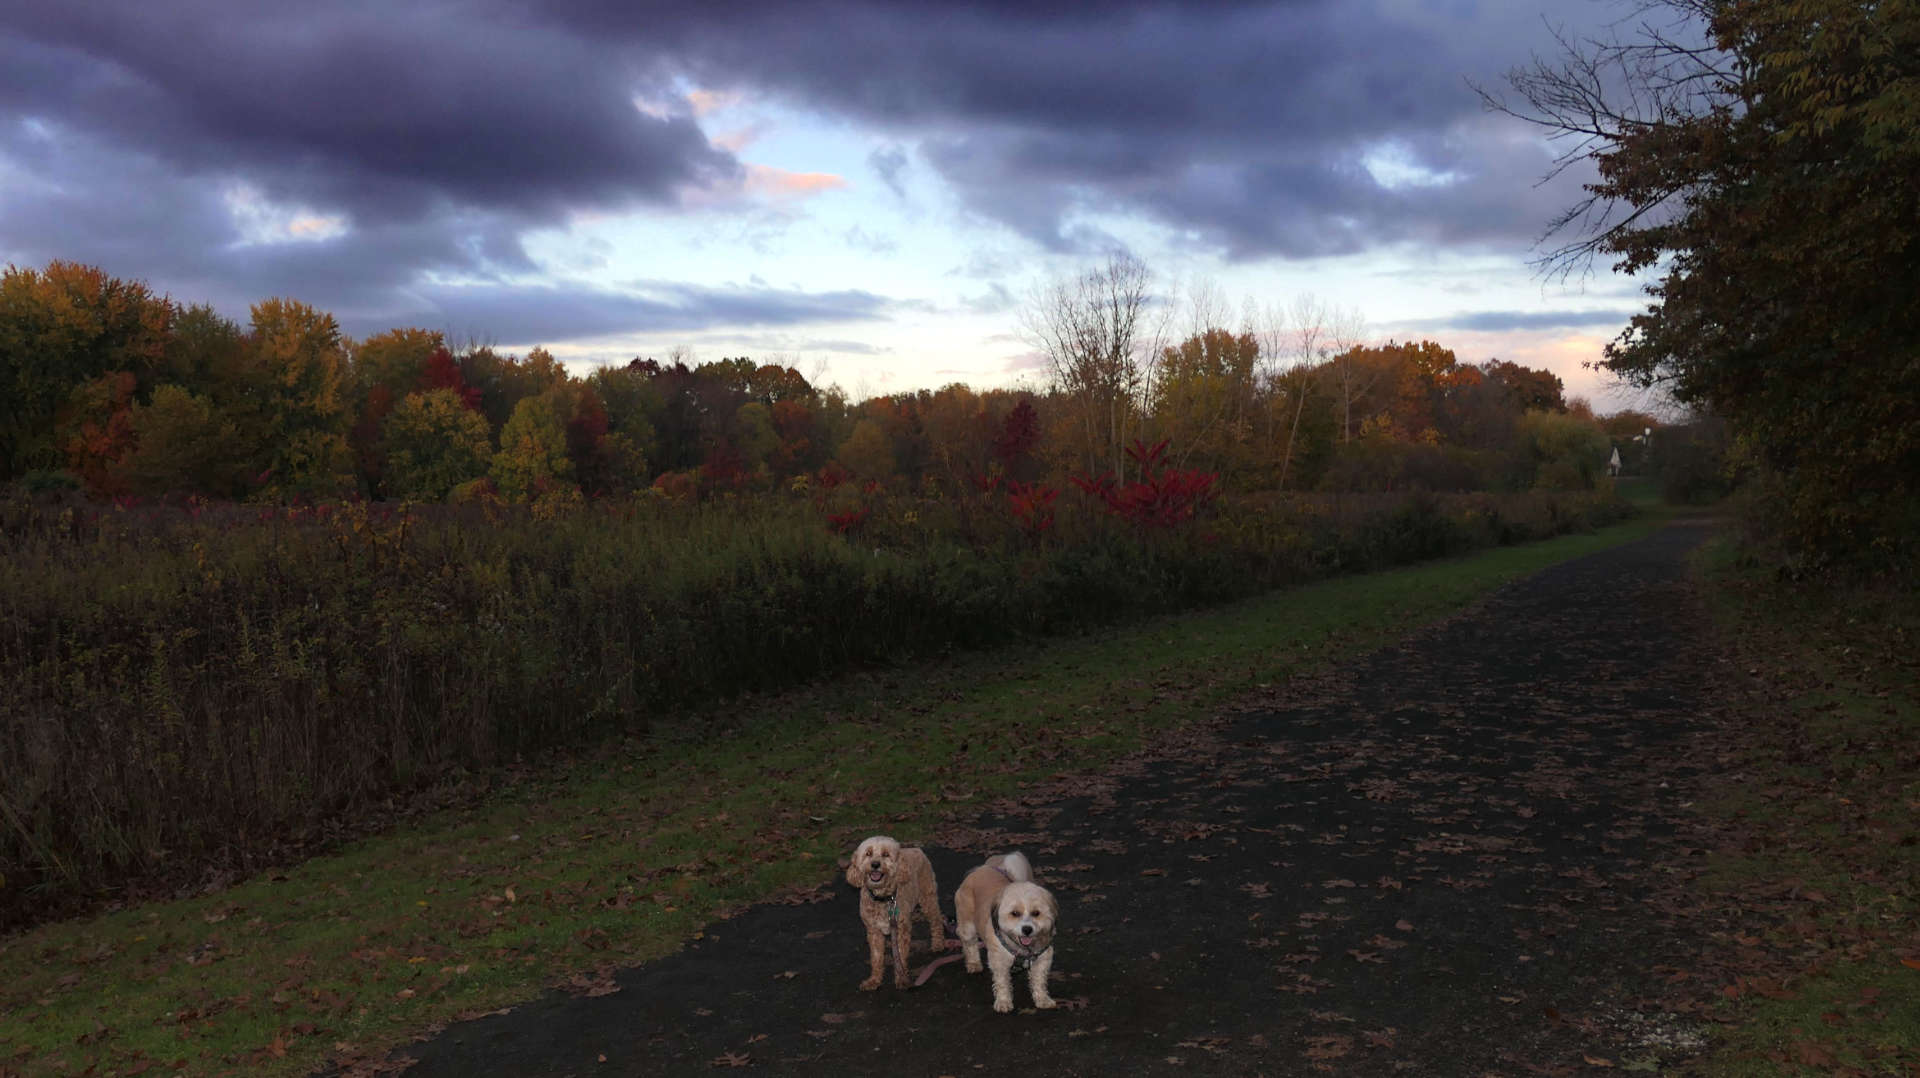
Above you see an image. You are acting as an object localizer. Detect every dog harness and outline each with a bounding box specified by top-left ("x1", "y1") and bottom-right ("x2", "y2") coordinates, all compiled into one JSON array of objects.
[{"x1": 990, "y1": 907, "x2": 1050, "y2": 971}]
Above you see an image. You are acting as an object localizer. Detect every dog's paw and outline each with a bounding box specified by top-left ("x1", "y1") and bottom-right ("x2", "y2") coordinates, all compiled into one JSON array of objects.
[
  {"x1": 1033, "y1": 995, "x2": 1057, "y2": 1010},
  {"x1": 993, "y1": 997, "x2": 1014, "y2": 1013},
  {"x1": 859, "y1": 977, "x2": 882, "y2": 991}
]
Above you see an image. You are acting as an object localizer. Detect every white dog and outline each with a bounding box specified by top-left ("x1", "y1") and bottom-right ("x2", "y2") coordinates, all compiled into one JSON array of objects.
[{"x1": 952, "y1": 851, "x2": 1059, "y2": 1013}]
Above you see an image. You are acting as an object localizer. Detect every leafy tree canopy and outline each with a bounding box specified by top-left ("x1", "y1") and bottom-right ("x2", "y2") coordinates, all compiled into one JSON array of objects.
[{"x1": 1489, "y1": 0, "x2": 1920, "y2": 566}]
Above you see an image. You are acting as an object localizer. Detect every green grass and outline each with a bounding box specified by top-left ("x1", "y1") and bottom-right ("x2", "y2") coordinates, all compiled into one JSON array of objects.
[
  {"x1": 0, "y1": 514, "x2": 1666, "y2": 1077},
  {"x1": 1689, "y1": 540, "x2": 1920, "y2": 1075}
]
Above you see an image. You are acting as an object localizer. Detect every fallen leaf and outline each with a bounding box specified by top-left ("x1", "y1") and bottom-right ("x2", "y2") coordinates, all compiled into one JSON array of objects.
[
  {"x1": 710, "y1": 1050, "x2": 750, "y2": 1067},
  {"x1": 1583, "y1": 1054, "x2": 1615, "y2": 1067},
  {"x1": 1361, "y1": 1028, "x2": 1396, "y2": 1049}
]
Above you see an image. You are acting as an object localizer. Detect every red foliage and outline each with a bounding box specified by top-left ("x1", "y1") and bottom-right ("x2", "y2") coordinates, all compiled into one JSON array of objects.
[
  {"x1": 815, "y1": 461, "x2": 850, "y2": 489},
  {"x1": 1070, "y1": 439, "x2": 1218, "y2": 528},
  {"x1": 826, "y1": 506, "x2": 871, "y2": 534},
  {"x1": 700, "y1": 441, "x2": 748, "y2": 491},
  {"x1": 61, "y1": 371, "x2": 139, "y2": 496},
  {"x1": 566, "y1": 388, "x2": 610, "y2": 480},
  {"x1": 418, "y1": 347, "x2": 482, "y2": 410},
  {"x1": 1005, "y1": 479, "x2": 1057, "y2": 536},
  {"x1": 992, "y1": 399, "x2": 1041, "y2": 468}
]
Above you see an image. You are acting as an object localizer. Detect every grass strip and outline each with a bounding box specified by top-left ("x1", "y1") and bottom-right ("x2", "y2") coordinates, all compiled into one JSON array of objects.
[
  {"x1": 0, "y1": 514, "x2": 1665, "y2": 1077},
  {"x1": 1688, "y1": 541, "x2": 1919, "y2": 1075}
]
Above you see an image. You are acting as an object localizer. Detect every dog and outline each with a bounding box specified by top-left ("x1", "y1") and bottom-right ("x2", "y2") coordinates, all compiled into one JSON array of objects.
[
  {"x1": 844, "y1": 835, "x2": 945, "y2": 990},
  {"x1": 953, "y1": 851, "x2": 1058, "y2": 1012}
]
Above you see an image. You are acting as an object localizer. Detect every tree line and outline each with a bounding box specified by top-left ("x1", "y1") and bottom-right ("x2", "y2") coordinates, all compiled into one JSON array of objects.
[{"x1": 0, "y1": 258, "x2": 1649, "y2": 505}]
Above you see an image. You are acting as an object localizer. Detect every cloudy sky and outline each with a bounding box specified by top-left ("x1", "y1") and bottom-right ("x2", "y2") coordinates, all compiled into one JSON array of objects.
[{"x1": 1, "y1": 0, "x2": 1658, "y2": 406}]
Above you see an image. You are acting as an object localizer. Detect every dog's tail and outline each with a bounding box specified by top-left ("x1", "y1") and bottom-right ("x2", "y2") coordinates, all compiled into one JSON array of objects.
[{"x1": 998, "y1": 851, "x2": 1032, "y2": 882}]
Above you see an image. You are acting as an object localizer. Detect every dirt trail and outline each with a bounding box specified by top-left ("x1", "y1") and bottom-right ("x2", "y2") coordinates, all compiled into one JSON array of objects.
[{"x1": 363, "y1": 521, "x2": 1720, "y2": 1077}]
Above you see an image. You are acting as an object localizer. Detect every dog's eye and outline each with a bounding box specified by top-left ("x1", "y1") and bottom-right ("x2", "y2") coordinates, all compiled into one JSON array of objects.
[{"x1": 1007, "y1": 907, "x2": 1022, "y2": 917}]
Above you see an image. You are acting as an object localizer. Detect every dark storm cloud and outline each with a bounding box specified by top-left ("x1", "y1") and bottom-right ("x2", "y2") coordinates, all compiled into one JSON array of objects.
[
  {"x1": 1, "y1": 2, "x2": 733, "y2": 223},
  {"x1": 394, "y1": 281, "x2": 893, "y2": 346},
  {"x1": 0, "y1": 0, "x2": 773, "y2": 341},
  {"x1": 2, "y1": 0, "x2": 1615, "y2": 330},
  {"x1": 559, "y1": 0, "x2": 1590, "y2": 258}
]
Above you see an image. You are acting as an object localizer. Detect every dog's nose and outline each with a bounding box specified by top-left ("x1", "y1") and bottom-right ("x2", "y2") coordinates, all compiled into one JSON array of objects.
[{"x1": 1021, "y1": 925, "x2": 1034, "y2": 935}]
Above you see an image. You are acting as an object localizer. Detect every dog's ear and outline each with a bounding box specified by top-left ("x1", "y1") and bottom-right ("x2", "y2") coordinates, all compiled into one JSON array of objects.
[{"x1": 845, "y1": 858, "x2": 864, "y2": 887}]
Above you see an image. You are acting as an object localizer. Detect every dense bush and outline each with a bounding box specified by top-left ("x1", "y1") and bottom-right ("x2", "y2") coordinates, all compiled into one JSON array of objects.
[{"x1": 0, "y1": 486, "x2": 1629, "y2": 922}]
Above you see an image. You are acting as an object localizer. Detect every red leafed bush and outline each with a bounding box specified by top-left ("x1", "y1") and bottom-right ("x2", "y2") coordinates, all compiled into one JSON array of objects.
[
  {"x1": 826, "y1": 506, "x2": 871, "y2": 534},
  {"x1": 815, "y1": 461, "x2": 850, "y2": 489},
  {"x1": 1069, "y1": 439, "x2": 1217, "y2": 528},
  {"x1": 1006, "y1": 479, "x2": 1057, "y2": 536}
]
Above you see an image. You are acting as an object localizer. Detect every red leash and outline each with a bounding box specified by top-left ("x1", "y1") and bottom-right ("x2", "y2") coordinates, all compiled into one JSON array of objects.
[{"x1": 912, "y1": 938, "x2": 964, "y2": 986}]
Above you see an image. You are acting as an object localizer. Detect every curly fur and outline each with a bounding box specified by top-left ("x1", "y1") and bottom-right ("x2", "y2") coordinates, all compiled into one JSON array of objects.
[
  {"x1": 953, "y1": 851, "x2": 1058, "y2": 1012},
  {"x1": 844, "y1": 835, "x2": 945, "y2": 990}
]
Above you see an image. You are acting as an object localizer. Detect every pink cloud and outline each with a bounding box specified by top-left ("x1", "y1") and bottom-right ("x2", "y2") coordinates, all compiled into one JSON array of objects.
[{"x1": 744, "y1": 164, "x2": 849, "y2": 200}]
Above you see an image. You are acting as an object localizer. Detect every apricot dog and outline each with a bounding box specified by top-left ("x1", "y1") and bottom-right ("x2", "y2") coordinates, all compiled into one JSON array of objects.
[{"x1": 844, "y1": 835, "x2": 945, "y2": 990}]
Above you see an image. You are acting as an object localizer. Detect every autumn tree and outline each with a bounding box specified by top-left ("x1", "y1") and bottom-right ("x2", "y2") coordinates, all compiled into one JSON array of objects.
[
  {"x1": 767, "y1": 397, "x2": 820, "y2": 477},
  {"x1": 119, "y1": 385, "x2": 241, "y2": 497},
  {"x1": 345, "y1": 330, "x2": 441, "y2": 494},
  {"x1": 383, "y1": 389, "x2": 495, "y2": 501},
  {"x1": 353, "y1": 329, "x2": 444, "y2": 398},
  {"x1": 731, "y1": 401, "x2": 781, "y2": 479},
  {"x1": 1151, "y1": 327, "x2": 1261, "y2": 478},
  {"x1": 242, "y1": 298, "x2": 355, "y2": 496},
  {"x1": 584, "y1": 363, "x2": 662, "y2": 469},
  {"x1": 1486, "y1": 0, "x2": 1920, "y2": 564},
  {"x1": 463, "y1": 345, "x2": 570, "y2": 436},
  {"x1": 836, "y1": 416, "x2": 896, "y2": 481},
  {"x1": 55, "y1": 371, "x2": 140, "y2": 495},
  {"x1": 491, "y1": 394, "x2": 573, "y2": 499},
  {"x1": 0, "y1": 261, "x2": 173, "y2": 478},
  {"x1": 163, "y1": 303, "x2": 248, "y2": 393}
]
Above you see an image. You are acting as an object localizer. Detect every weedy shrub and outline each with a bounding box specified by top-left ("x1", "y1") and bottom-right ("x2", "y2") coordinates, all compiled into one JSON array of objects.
[{"x1": 0, "y1": 485, "x2": 1630, "y2": 925}]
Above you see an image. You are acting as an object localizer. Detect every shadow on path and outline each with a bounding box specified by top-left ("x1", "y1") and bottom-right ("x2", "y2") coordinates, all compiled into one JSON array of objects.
[{"x1": 363, "y1": 521, "x2": 1719, "y2": 1077}]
